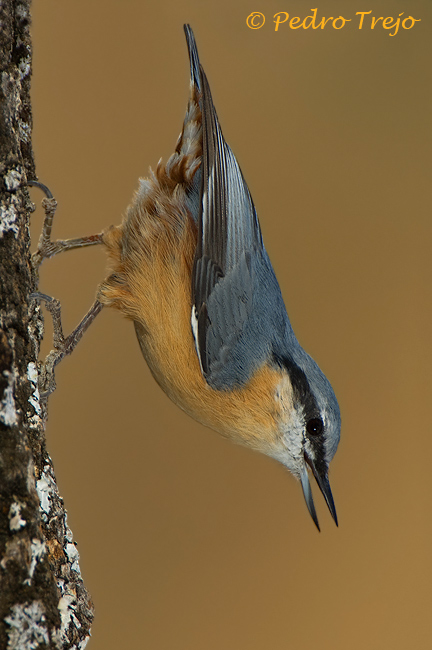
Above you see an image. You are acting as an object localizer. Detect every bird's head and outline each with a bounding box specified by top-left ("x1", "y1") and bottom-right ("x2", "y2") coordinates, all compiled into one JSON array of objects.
[{"x1": 271, "y1": 351, "x2": 341, "y2": 530}]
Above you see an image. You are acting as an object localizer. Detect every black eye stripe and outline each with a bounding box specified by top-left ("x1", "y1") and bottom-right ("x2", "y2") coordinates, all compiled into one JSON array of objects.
[
  {"x1": 272, "y1": 353, "x2": 319, "y2": 421},
  {"x1": 272, "y1": 354, "x2": 328, "y2": 466},
  {"x1": 306, "y1": 418, "x2": 323, "y2": 436}
]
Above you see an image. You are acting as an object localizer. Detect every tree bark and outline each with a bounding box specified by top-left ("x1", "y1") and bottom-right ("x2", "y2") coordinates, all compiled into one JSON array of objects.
[{"x1": 0, "y1": 1, "x2": 94, "y2": 647}]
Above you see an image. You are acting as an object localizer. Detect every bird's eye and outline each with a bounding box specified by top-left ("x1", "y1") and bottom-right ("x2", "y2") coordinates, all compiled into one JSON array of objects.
[{"x1": 306, "y1": 418, "x2": 323, "y2": 436}]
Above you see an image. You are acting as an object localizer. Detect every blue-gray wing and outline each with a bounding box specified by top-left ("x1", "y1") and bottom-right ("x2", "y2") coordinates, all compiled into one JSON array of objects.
[{"x1": 184, "y1": 26, "x2": 291, "y2": 390}]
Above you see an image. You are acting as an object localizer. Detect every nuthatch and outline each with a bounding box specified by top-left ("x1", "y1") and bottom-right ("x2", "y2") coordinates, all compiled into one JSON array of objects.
[{"x1": 31, "y1": 25, "x2": 340, "y2": 530}]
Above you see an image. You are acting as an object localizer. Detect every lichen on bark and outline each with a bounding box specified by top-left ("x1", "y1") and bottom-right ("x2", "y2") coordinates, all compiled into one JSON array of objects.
[{"x1": 0, "y1": 1, "x2": 94, "y2": 647}]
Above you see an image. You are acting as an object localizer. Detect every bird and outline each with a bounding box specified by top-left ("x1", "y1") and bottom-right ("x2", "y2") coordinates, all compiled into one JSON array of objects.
[{"x1": 31, "y1": 25, "x2": 341, "y2": 530}]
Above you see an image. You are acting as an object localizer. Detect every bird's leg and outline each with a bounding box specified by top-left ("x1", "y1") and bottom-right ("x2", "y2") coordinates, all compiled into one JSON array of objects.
[
  {"x1": 28, "y1": 180, "x2": 104, "y2": 271},
  {"x1": 32, "y1": 293, "x2": 104, "y2": 397},
  {"x1": 28, "y1": 181, "x2": 105, "y2": 397}
]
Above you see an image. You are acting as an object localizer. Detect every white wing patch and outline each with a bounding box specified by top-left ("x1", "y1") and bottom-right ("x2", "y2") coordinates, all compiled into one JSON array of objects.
[{"x1": 191, "y1": 306, "x2": 204, "y2": 375}]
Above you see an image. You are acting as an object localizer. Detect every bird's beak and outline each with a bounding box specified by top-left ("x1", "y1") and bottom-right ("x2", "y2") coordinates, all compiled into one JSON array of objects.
[{"x1": 300, "y1": 456, "x2": 338, "y2": 531}]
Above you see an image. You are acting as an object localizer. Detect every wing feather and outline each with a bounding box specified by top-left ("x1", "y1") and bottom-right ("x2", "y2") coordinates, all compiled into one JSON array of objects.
[{"x1": 184, "y1": 25, "x2": 287, "y2": 389}]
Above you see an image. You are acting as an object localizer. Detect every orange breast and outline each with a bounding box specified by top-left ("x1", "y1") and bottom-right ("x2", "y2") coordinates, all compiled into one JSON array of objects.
[{"x1": 98, "y1": 171, "x2": 290, "y2": 457}]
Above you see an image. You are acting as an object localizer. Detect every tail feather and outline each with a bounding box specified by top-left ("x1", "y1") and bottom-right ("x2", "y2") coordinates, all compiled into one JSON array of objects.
[{"x1": 184, "y1": 24, "x2": 202, "y2": 93}]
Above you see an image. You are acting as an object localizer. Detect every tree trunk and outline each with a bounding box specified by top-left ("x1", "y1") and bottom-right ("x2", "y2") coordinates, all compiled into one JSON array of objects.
[{"x1": 0, "y1": 1, "x2": 94, "y2": 647}]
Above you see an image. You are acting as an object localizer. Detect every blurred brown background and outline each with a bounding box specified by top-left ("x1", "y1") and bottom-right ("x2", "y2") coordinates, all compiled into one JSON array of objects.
[{"x1": 30, "y1": 1, "x2": 431, "y2": 648}]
